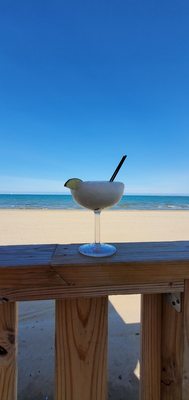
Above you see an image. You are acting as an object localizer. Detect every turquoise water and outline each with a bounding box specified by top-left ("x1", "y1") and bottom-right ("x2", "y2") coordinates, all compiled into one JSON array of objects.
[{"x1": 0, "y1": 194, "x2": 189, "y2": 210}]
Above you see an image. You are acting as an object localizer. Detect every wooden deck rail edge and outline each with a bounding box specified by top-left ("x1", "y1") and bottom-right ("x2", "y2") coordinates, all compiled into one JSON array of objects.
[{"x1": 0, "y1": 241, "x2": 188, "y2": 302}]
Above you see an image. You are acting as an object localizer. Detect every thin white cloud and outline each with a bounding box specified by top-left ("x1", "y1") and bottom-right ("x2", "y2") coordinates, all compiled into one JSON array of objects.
[
  {"x1": 0, "y1": 174, "x2": 188, "y2": 195},
  {"x1": 0, "y1": 175, "x2": 67, "y2": 194}
]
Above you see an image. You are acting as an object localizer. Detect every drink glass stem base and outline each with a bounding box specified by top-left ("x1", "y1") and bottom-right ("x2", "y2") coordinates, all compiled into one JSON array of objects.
[{"x1": 79, "y1": 243, "x2": 116, "y2": 257}]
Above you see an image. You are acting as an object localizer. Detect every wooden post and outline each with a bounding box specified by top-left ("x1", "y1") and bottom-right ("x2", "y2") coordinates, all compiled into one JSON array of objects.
[
  {"x1": 182, "y1": 280, "x2": 189, "y2": 399},
  {"x1": 141, "y1": 292, "x2": 184, "y2": 400},
  {"x1": 161, "y1": 294, "x2": 183, "y2": 399},
  {"x1": 140, "y1": 294, "x2": 162, "y2": 400},
  {"x1": 55, "y1": 297, "x2": 108, "y2": 400},
  {"x1": 0, "y1": 302, "x2": 18, "y2": 400}
]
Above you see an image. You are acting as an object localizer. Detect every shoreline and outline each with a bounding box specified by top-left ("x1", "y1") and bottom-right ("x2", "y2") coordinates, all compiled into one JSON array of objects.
[
  {"x1": 1, "y1": 194, "x2": 189, "y2": 212},
  {"x1": 1, "y1": 208, "x2": 189, "y2": 212}
]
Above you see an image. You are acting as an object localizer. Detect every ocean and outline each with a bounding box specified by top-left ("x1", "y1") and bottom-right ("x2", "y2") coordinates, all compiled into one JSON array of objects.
[{"x1": 0, "y1": 194, "x2": 189, "y2": 210}]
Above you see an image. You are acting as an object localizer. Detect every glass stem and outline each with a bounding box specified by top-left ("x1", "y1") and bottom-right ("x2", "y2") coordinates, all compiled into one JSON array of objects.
[{"x1": 94, "y1": 210, "x2": 101, "y2": 245}]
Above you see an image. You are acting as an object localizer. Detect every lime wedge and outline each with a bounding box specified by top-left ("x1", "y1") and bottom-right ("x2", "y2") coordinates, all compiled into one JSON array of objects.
[{"x1": 64, "y1": 178, "x2": 83, "y2": 189}]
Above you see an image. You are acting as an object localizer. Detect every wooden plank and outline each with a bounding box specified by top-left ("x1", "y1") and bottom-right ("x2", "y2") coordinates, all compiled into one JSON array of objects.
[
  {"x1": 0, "y1": 241, "x2": 189, "y2": 269},
  {"x1": 182, "y1": 280, "x2": 189, "y2": 399},
  {"x1": 51, "y1": 261, "x2": 188, "y2": 286},
  {"x1": 51, "y1": 242, "x2": 189, "y2": 286},
  {"x1": 0, "y1": 244, "x2": 56, "y2": 267},
  {"x1": 0, "y1": 260, "x2": 186, "y2": 289},
  {"x1": 0, "y1": 265, "x2": 69, "y2": 289},
  {"x1": 55, "y1": 297, "x2": 108, "y2": 400},
  {"x1": 0, "y1": 241, "x2": 188, "y2": 301},
  {"x1": 0, "y1": 302, "x2": 18, "y2": 400},
  {"x1": 140, "y1": 294, "x2": 162, "y2": 400},
  {"x1": 53, "y1": 241, "x2": 189, "y2": 266},
  {"x1": 161, "y1": 294, "x2": 183, "y2": 399},
  {"x1": 0, "y1": 281, "x2": 184, "y2": 302}
]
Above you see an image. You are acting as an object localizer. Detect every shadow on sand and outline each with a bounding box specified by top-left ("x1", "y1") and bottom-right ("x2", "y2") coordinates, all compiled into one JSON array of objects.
[
  {"x1": 18, "y1": 299, "x2": 140, "y2": 400},
  {"x1": 108, "y1": 301, "x2": 140, "y2": 400}
]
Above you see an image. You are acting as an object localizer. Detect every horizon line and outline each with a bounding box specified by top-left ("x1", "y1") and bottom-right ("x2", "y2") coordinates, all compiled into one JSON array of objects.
[{"x1": 0, "y1": 192, "x2": 189, "y2": 197}]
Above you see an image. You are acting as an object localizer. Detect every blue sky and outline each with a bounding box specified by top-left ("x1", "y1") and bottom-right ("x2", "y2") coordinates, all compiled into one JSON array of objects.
[{"x1": 0, "y1": 0, "x2": 189, "y2": 194}]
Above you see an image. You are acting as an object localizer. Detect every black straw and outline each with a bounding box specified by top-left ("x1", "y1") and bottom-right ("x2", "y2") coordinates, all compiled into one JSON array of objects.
[{"x1": 110, "y1": 155, "x2": 127, "y2": 182}]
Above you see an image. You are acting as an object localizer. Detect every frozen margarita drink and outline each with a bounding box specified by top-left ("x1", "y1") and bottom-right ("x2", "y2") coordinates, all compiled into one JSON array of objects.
[
  {"x1": 64, "y1": 157, "x2": 126, "y2": 257},
  {"x1": 64, "y1": 178, "x2": 125, "y2": 257},
  {"x1": 70, "y1": 181, "x2": 124, "y2": 210}
]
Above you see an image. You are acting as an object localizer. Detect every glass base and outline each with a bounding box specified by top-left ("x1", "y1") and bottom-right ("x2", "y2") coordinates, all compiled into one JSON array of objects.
[{"x1": 79, "y1": 243, "x2": 116, "y2": 257}]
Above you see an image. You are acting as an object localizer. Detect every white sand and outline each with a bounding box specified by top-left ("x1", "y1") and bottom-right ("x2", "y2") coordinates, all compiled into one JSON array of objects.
[
  {"x1": 0, "y1": 209, "x2": 189, "y2": 245},
  {"x1": 0, "y1": 210, "x2": 189, "y2": 399}
]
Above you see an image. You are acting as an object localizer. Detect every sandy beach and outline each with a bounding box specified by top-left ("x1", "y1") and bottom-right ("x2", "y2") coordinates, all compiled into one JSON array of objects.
[{"x1": 0, "y1": 209, "x2": 189, "y2": 399}]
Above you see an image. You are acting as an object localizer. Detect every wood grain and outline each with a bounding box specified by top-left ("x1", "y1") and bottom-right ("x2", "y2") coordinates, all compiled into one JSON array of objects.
[
  {"x1": 161, "y1": 294, "x2": 183, "y2": 399},
  {"x1": 182, "y1": 280, "x2": 189, "y2": 399},
  {"x1": 0, "y1": 241, "x2": 188, "y2": 399},
  {"x1": 0, "y1": 281, "x2": 184, "y2": 302},
  {"x1": 0, "y1": 302, "x2": 18, "y2": 400},
  {"x1": 53, "y1": 241, "x2": 189, "y2": 266},
  {"x1": 0, "y1": 244, "x2": 56, "y2": 267},
  {"x1": 55, "y1": 297, "x2": 108, "y2": 400},
  {"x1": 140, "y1": 294, "x2": 162, "y2": 400},
  {"x1": 1, "y1": 242, "x2": 189, "y2": 270},
  {"x1": 0, "y1": 241, "x2": 189, "y2": 302}
]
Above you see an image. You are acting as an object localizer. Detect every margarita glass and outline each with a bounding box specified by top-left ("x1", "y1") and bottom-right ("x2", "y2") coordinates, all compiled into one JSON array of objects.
[{"x1": 66, "y1": 180, "x2": 124, "y2": 257}]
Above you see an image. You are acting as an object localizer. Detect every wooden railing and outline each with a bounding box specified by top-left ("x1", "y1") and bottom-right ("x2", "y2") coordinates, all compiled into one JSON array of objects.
[{"x1": 0, "y1": 241, "x2": 189, "y2": 399}]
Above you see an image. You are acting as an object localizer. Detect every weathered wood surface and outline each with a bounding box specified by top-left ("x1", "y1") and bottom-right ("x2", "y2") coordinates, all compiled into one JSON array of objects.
[
  {"x1": 0, "y1": 281, "x2": 184, "y2": 302},
  {"x1": 140, "y1": 294, "x2": 162, "y2": 400},
  {"x1": 0, "y1": 242, "x2": 189, "y2": 269},
  {"x1": 140, "y1": 292, "x2": 185, "y2": 400},
  {"x1": 55, "y1": 297, "x2": 107, "y2": 400},
  {"x1": 161, "y1": 294, "x2": 183, "y2": 399},
  {"x1": 53, "y1": 241, "x2": 189, "y2": 265},
  {"x1": 182, "y1": 280, "x2": 189, "y2": 399},
  {"x1": 0, "y1": 244, "x2": 56, "y2": 267},
  {"x1": 0, "y1": 302, "x2": 18, "y2": 400},
  {"x1": 0, "y1": 241, "x2": 188, "y2": 301},
  {"x1": 0, "y1": 242, "x2": 189, "y2": 399}
]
